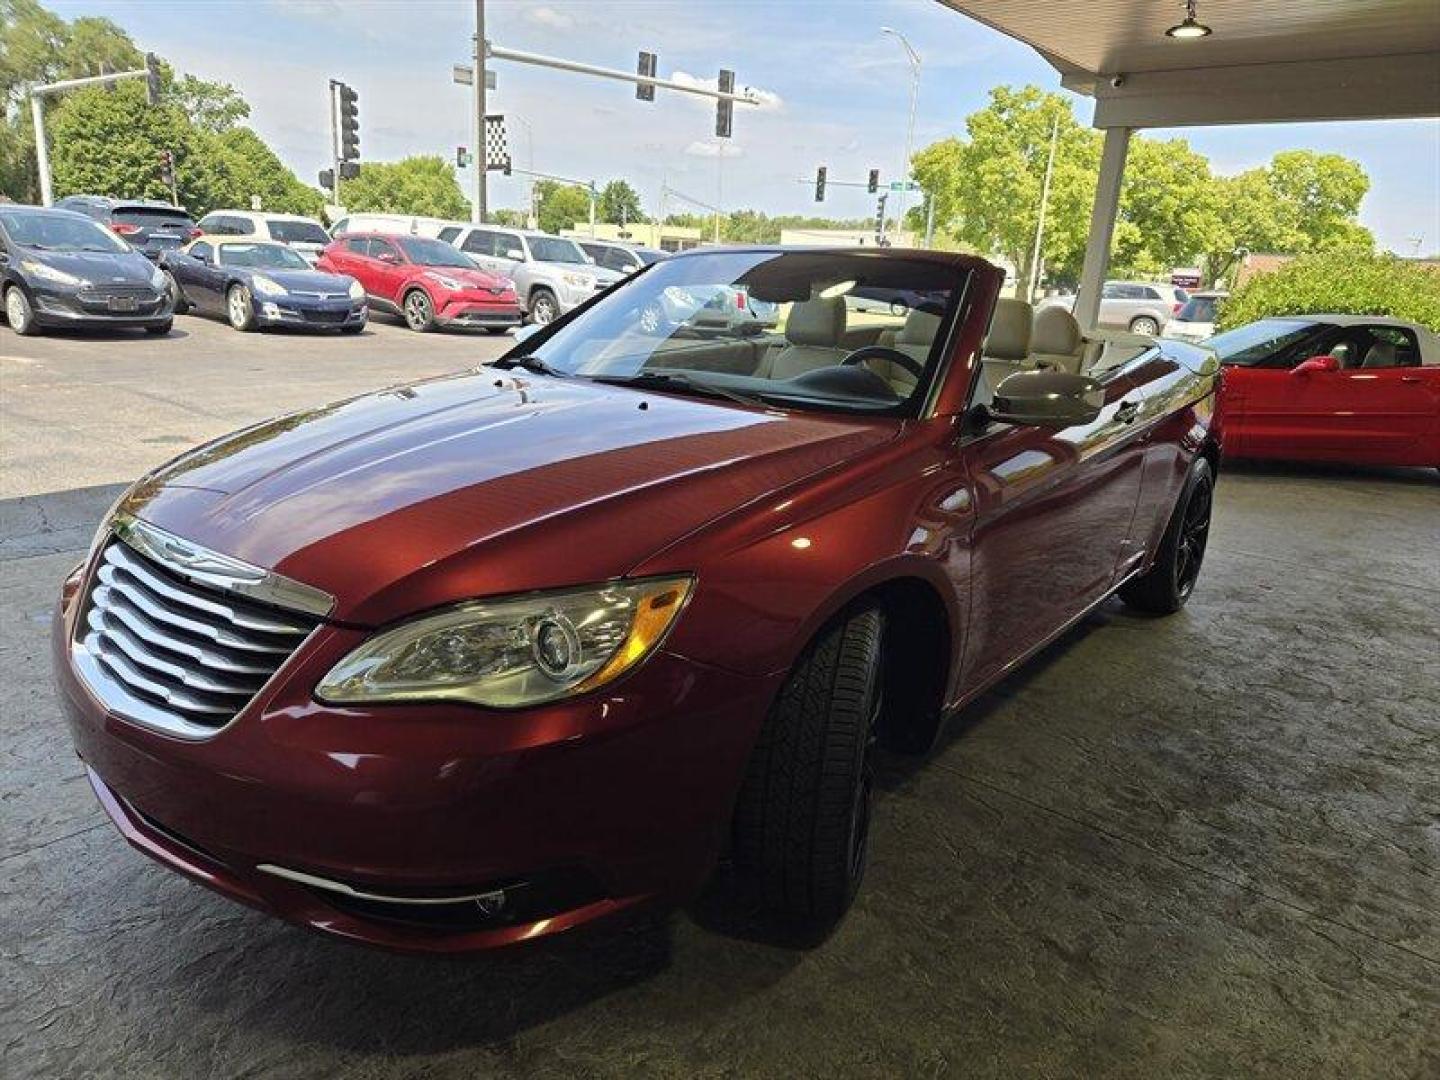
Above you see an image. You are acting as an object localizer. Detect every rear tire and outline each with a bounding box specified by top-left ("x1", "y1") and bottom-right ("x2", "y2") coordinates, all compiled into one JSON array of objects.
[
  {"x1": 1129, "y1": 315, "x2": 1160, "y2": 336},
  {"x1": 732, "y1": 606, "x2": 885, "y2": 927},
  {"x1": 528, "y1": 288, "x2": 559, "y2": 326},
  {"x1": 4, "y1": 285, "x2": 40, "y2": 336},
  {"x1": 1120, "y1": 457, "x2": 1213, "y2": 614}
]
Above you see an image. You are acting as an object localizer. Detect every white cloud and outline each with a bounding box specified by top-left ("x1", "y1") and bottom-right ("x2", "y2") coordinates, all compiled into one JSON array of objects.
[
  {"x1": 526, "y1": 6, "x2": 576, "y2": 31},
  {"x1": 670, "y1": 71, "x2": 783, "y2": 113}
]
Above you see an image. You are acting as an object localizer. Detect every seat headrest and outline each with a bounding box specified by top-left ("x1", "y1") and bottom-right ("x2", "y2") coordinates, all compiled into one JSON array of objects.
[
  {"x1": 786, "y1": 297, "x2": 845, "y2": 346},
  {"x1": 983, "y1": 298, "x2": 1032, "y2": 361},
  {"x1": 898, "y1": 309, "x2": 942, "y2": 346},
  {"x1": 1362, "y1": 342, "x2": 1398, "y2": 368},
  {"x1": 1032, "y1": 305, "x2": 1081, "y2": 356}
]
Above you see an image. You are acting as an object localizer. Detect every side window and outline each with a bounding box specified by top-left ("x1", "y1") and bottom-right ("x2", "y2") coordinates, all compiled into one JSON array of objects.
[
  {"x1": 438, "y1": 226, "x2": 461, "y2": 244},
  {"x1": 496, "y1": 233, "x2": 525, "y2": 259},
  {"x1": 461, "y1": 230, "x2": 494, "y2": 256},
  {"x1": 602, "y1": 249, "x2": 636, "y2": 272},
  {"x1": 189, "y1": 241, "x2": 214, "y2": 262},
  {"x1": 343, "y1": 237, "x2": 371, "y2": 256},
  {"x1": 578, "y1": 243, "x2": 604, "y2": 262},
  {"x1": 1364, "y1": 327, "x2": 1420, "y2": 368},
  {"x1": 330, "y1": 218, "x2": 350, "y2": 236},
  {"x1": 197, "y1": 215, "x2": 219, "y2": 234},
  {"x1": 373, "y1": 239, "x2": 401, "y2": 262},
  {"x1": 230, "y1": 217, "x2": 255, "y2": 236},
  {"x1": 1101, "y1": 283, "x2": 1122, "y2": 300}
]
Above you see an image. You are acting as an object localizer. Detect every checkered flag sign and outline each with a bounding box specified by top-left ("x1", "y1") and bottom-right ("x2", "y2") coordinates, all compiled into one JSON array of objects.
[{"x1": 484, "y1": 115, "x2": 511, "y2": 175}]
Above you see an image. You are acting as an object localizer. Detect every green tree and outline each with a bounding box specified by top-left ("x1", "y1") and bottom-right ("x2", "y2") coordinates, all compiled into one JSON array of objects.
[
  {"x1": 172, "y1": 74, "x2": 249, "y2": 134},
  {"x1": 533, "y1": 179, "x2": 591, "y2": 234},
  {"x1": 1111, "y1": 136, "x2": 1221, "y2": 278},
  {"x1": 338, "y1": 156, "x2": 468, "y2": 219},
  {"x1": 597, "y1": 179, "x2": 647, "y2": 225},
  {"x1": 1216, "y1": 252, "x2": 1440, "y2": 332}
]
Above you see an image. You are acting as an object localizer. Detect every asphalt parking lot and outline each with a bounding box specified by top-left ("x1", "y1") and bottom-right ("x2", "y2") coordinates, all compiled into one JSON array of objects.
[{"x1": 2, "y1": 321, "x2": 1437, "y2": 1077}]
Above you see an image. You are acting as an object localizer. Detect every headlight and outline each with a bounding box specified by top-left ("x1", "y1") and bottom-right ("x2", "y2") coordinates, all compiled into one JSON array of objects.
[
  {"x1": 316, "y1": 576, "x2": 693, "y2": 709},
  {"x1": 251, "y1": 274, "x2": 287, "y2": 297},
  {"x1": 149, "y1": 266, "x2": 166, "y2": 290},
  {"x1": 347, "y1": 278, "x2": 365, "y2": 300},
  {"x1": 21, "y1": 260, "x2": 87, "y2": 287},
  {"x1": 562, "y1": 272, "x2": 593, "y2": 288},
  {"x1": 425, "y1": 271, "x2": 465, "y2": 291}
]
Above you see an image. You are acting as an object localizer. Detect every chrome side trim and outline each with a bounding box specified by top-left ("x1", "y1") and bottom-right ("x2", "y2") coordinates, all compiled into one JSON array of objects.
[
  {"x1": 256, "y1": 864, "x2": 508, "y2": 908},
  {"x1": 113, "y1": 513, "x2": 334, "y2": 618}
]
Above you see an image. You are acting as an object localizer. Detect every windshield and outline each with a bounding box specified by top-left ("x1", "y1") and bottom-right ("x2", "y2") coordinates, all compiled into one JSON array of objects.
[
  {"x1": 218, "y1": 243, "x2": 312, "y2": 270},
  {"x1": 268, "y1": 219, "x2": 330, "y2": 245},
  {"x1": 528, "y1": 236, "x2": 588, "y2": 264},
  {"x1": 1207, "y1": 319, "x2": 1317, "y2": 365},
  {"x1": 516, "y1": 250, "x2": 965, "y2": 417},
  {"x1": 395, "y1": 236, "x2": 474, "y2": 268},
  {"x1": 1177, "y1": 296, "x2": 1219, "y2": 322},
  {"x1": 0, "y1": 210, "x2": 130, "y2": 253}
]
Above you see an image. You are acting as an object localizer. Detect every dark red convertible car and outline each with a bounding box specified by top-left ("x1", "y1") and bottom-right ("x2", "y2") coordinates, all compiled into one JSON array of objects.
[
  {"x1": 54, "y1": 248, "x2": 1221, "y2": 952},
  {"x1": 1210, "y1": 314, "x2": 1440, "y2": 468}
]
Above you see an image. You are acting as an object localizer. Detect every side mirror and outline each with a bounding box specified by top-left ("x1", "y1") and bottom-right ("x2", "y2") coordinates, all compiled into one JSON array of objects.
[
  {"x1": 505, "y1": 248, "x2": 526, "y2": 261},
  {"x1": 987, "y1": 370, "x2": 1105, "y2": 428},
  {"x1": 377, "y1": 251, "x2": 399, "y2": 264},
  {"x1": 1292, "y1": 355, "x2": 1339, "y2": 375}
]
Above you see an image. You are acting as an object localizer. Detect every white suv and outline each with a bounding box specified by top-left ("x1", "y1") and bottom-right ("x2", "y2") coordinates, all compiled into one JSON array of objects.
[
  {"x1": 194, "y1": 211, "x2": 332, "y2": 264},
  {"x1": 439, "y1": 225, "x2": 622, "y2": 324}
]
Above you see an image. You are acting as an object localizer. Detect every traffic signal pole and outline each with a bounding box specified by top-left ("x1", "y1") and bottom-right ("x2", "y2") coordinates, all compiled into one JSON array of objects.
[{"x1": 473, "y1": 0, "x2": 487, "y2": 223}]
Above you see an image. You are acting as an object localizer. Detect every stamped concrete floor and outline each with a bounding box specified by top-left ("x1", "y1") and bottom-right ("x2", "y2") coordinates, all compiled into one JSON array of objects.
[{"x1": 2, "y1": 462, "x2": 1437, "y2": 1079}]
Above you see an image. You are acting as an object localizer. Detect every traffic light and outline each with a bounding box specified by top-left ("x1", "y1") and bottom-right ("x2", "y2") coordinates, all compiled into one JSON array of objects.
[
  {"x1": 868, "y1": 169, "x2": 879, "y2": 194},
  {"x1": 158, "y1": 149, "x2": 174, "y2": 186},
  {"x1": 339, "y1": 161, "x2": 359, "y2": 180},
  {"x1": 636, "y1": 51, "x2": 657, "y2": 101},
  {"x1": 815, "y1": 166, "x2": 827, "y2": 203},
  {"x1": 715, "y1": 68, "x2": 734, "y2": 138},
  {"x1": 456, "y1": 145, "x2": 468, "y2": 168},
  {"x1": 319, "y1": 168, "x2": 334, "y2": 192},
  {"x1": 337, "y1": 82, "x2": 359, "y2": 160},
  {"x1": 144, "y1": 52, "x2": 161, "y2": 106}
]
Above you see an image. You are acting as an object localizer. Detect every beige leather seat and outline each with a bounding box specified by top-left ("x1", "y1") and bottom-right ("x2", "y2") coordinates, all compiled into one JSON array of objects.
[
  {"x1": 1362, "y1": 341, "x2": 1398, "y2": 368},
  {"x1": 760, "y1": 297, "x2": 847, "y2": 379},
  {"x1": 1031, "y1": 306, "x2": 1084, "y2": 373},
  {"x1": 973, "y1": 298, "x2": 1033, "y2": 407}
]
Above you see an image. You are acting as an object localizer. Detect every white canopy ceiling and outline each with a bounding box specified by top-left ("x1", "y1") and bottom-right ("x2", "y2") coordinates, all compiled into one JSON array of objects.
[{"x1": 941, "y1": 0, "x2": 1440, "y2": 126}]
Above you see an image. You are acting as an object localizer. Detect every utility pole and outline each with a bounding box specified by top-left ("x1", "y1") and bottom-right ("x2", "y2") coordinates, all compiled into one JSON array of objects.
[
  {"x1": 28, "y1": 53, "x2": 162, "y2": 206},
  {"x1": 473, "y1": 0, "x2": 487, "y2": 223},
  {"x1": 1026, "y1": 115, "x2": 1060, "y2": 302}
]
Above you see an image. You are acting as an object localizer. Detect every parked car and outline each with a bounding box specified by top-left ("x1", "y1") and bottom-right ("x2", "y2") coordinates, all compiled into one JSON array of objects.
[
  {"x1": 1, "y1": 205, "x2": 173, "y2": 336},
  {"x1": 52, "y1": 195, "x2": 200, "y2": 262},
  {"x1": 194, "y1": 211, "x2": 333, "y2": 265},
  {"x1": 637, "y1": 284, "x2": 779, "y2": 335},
  {"x1": 437, "y1": 224, "x2": 622, "y2": 324},
  {"x1": 1164, "y1": 290, "x2": 1227, "y2": 343},
  {"x1": 161, "y1": 238, "x2": 366, "y2": 333},
  {"x1": 1210, "y1": 314, "x2": 1439, "y2": 468},
  {"x1": 317, "y1": 232, "x2": 519, "y2": 333},
  {"x1": 328, "y1": 213, "x2": 457, "y2": 240},
  {"x1": 575, "y1": 239, "x2": 668, "y2": 276},
  {"x1": 54, "y1": 247, "x2": 1222, "y2": 953},
  {"x1": 1044, "y1": 280, "x2": 1189, "y2": 335}
]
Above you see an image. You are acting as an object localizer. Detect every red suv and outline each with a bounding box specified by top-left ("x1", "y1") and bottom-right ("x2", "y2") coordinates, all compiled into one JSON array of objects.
[
  {"x1": 54, "y1": 248, "x2": 1220, "y2": 953},
  {"x1": 318, "y1": 232, "x2": 520, "y2": 333}
]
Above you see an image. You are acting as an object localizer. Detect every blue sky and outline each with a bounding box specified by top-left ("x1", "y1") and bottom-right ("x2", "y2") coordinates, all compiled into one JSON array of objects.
[{"x1": 50, "y1": 0, "x2": 1440, "y2": 254}]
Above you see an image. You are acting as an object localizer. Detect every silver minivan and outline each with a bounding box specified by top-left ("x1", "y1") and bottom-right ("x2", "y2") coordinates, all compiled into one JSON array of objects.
[{"x1": 439, "y1": 226, "x2": 622, "y2": 324}]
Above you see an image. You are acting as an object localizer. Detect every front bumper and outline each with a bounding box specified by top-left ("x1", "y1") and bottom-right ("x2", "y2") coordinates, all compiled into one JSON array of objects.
[
  {"x1": 53, "y1": 579, "x2": 775, "y2": 952},
  {"x1": 255, "y1": 297, "x2": 367, "y2": 329},
  {"x1": 30, "y1": 283, "x2": 172, "y2": 327},
  {"x1": 435, "y1": 296, "x2": 521, "y2": 330}
]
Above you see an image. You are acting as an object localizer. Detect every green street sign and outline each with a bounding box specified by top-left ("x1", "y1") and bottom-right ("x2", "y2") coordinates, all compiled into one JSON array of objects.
[{"x1": 888, "y1": 180, "x2": 921, "y2": 192}]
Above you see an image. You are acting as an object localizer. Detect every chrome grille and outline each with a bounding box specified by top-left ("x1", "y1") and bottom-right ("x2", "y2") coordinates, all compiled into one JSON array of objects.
[{"x1": 75, "y1": 541, "x2": 319, "y2": 737}]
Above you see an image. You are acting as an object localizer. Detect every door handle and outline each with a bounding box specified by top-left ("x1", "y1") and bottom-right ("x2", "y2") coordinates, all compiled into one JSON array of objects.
[
  {"x1": 1400, "y1": 375, "x2": 1422, "y2": 383},
  {"x1": 1116, "y1": 399, "x2": 1141, "y2": 424}
]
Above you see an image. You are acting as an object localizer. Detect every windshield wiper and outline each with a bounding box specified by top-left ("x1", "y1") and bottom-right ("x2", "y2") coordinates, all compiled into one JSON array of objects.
[
  {"x1": 492, "y1": 354, "x2": 565, "y2": 377},
  {"x1": 591, "y1": 371, "x2": 767, "y2": 408}
]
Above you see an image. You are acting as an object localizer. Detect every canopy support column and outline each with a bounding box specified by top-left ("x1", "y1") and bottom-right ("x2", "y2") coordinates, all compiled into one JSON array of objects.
[{"x1": 1074, "y1": 126, "x2": 1131, "y2": 332}]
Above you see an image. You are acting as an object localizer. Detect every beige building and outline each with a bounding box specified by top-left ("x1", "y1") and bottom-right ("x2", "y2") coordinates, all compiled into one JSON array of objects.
[{"x1": 560, "y1": 222, "x2": 704, "y2": 252}]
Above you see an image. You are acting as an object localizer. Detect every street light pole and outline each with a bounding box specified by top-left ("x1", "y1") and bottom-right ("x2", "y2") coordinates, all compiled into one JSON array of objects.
[{"x1": 881, "y1": 27, "x2": 921, "y2": 242}]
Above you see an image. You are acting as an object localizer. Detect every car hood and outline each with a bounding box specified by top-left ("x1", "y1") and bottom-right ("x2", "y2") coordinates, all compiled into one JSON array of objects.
[
  {"x1": 125, "y1": 371, "x2": 895, "y2": 625},
  {"x1": 21, "y1": 247, "x2": 154, "y2": 284},
  {"x1": 250, "y1": 267, "x2": 354, "y2": 293}
]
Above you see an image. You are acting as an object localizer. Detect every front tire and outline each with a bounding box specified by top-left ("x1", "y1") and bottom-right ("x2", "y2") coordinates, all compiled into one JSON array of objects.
[
  {"x1": 163, "y1": 272, "x2": 189, "y2": 315},
  {"x1": 402, "y1": 288, "x2": 435, "y2": 332},
  {"x1": 144, "y1": 319, "x2": 172, "y2": 336},
  {"x1": 226, "y1": 284, "x2": 257, "y2": 331},
  {"x1": 1129, "y1": 315, "x2": 1160, "y2": 336},
  {"x1": 528, "y1": 288, "x2": 559, "y2": 326},
  {"x1": 4, "y1": 285, "x2": 40, "y2": 336},
  {"x1": 732, "y1": 606, "x2": 885, "y2": 927},
  {"x1": 1120, "y1": 457, "x2": 1214, "y2": 614}
]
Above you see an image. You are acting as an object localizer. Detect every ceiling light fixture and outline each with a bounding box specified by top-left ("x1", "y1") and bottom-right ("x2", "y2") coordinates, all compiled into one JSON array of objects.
[{"x1": 1165, "y1": 0, "x2": 1212, "y2": 39}]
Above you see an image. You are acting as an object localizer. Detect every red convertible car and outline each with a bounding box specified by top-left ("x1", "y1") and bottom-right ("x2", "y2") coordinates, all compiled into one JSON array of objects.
[
  {"x1": 53, "y1": 249, "x2": 1220, "y2": 952},
  {"x1": 1211, "y1": 314, "x2": 1440, "y2": 468}
]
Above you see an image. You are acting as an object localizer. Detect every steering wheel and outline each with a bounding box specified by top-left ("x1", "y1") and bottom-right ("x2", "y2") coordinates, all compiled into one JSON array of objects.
[{"x1": 840, "y1": 345, "x2": 927, "y2": 381}]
